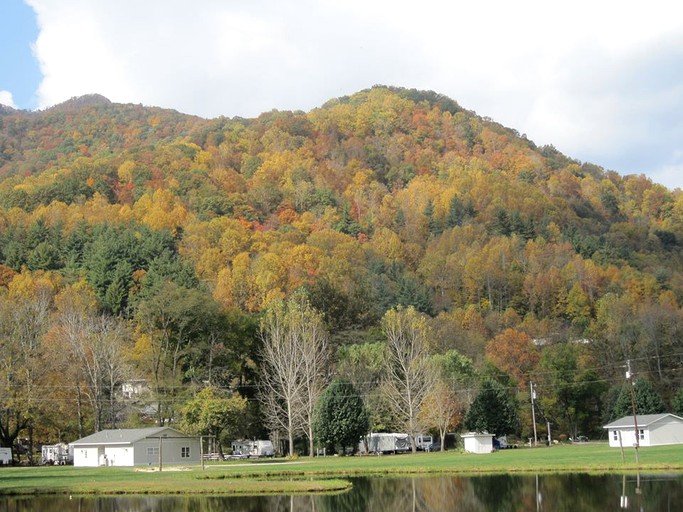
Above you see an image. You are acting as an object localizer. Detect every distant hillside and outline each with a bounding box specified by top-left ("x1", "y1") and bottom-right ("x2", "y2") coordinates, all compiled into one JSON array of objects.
[{"x1": 0, "y1": 85, "x2": 681, "y2": 389}]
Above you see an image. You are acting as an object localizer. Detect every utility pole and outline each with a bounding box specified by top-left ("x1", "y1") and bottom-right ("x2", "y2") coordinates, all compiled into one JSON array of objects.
[
  {"x1": 530, "y1": 381, "x2": 538, "y2": 447},
  {"x1": 626, "y1": 360, "x2": 640, "y2": 465}
]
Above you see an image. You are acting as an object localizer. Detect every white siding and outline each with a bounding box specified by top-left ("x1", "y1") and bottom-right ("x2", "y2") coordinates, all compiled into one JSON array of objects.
[
  {"x1": 133, "y1": 437, "x2": 200, "y2": 466},
  {"x1": 104, "y1": 446, "x2": 134, "y2": 466},
  {"x1": 462, "y1": 434, "x2": 494, "y2": 453},
  {"x1": 649, "y1": 419, "x2": 683, "y2": 446},
  {"x1": 607, "y1": 428, "x2": 647, "y2": 448},
  {"x1": 73, "y1": 447, "x2": 100, "y2": 467}
]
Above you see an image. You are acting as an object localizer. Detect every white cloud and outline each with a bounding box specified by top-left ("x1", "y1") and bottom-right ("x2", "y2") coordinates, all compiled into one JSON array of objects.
[
  {"x1": 24, "y1": 0, "x2": 683, "y2": 189},
  {"x1": 0, "y1": 90, "x2": 17, "y2": 108}
]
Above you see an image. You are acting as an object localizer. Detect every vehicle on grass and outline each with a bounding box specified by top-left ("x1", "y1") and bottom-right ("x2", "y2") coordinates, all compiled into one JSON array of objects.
[
  {"x1": 230, "y1": 439, "x2": 275, "y2": 458},
  {"x1": 359, "y1": 433, "x2": 411, "y2": 454},
  {"x1": 415, "y1": 435, "x2": 434, "y2": 451},
  {"x1": 493, "y1": 436, "x2": 517, "y2": 450}
]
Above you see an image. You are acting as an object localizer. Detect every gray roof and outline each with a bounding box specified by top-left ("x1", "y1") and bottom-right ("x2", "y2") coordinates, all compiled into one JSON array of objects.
[
  {"x1": 70, "y1": 427, "x2": 188, "y2": 446},
  {"x1": 603, "y1": 413, "x2": 683, "y2": 429}
]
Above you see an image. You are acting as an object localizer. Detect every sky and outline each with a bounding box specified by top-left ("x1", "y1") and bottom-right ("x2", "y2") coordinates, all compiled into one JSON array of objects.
[{"x1": 0, "y1": 0, "x2": 681, "y2": 191}]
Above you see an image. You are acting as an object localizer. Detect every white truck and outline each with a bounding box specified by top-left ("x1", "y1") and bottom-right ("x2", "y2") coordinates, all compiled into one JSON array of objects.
[{"x1": 231, "y1": 439, "x2": 274, "y2": 458}]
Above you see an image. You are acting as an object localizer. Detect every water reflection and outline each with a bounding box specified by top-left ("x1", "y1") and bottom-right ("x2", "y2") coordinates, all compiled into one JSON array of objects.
[{"x1": 1, "y1": 473, "x2": 682, "y2": 512}]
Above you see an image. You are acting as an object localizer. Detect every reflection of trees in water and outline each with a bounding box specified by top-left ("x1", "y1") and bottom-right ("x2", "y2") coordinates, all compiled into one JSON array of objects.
[
  {"x1": 8, "y1": 474, "x2": 683, "y2": 511},
  {"x1": 317, "y1": 477, "x2": 371, "y2": 512},
  {"x1": 470, "y1": 474, "x2": 530, "y2": 511},
  {"x1": 538, "y1": 473, "x2": 614, "y2": 511}
]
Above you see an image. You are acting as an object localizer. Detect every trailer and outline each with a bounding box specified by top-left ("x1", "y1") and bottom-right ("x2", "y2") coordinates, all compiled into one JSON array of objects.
[
  {"x1": 359, "y1": 433, "x2": 411, "y2": 454},
  {"x1": 415, "y1": 434, "x2": 434, "y2": 451},
  {"x1": 41, "y1": 443, "x2": 73, "y2": 465},
  {"x1": 231, "y1": 439, "x2": 274, "y2": 458}
]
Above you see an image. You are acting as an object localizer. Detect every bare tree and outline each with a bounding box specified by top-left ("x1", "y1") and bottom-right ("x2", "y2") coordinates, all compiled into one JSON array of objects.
[
  {"x1": 382, "y1": 306, "x2": 434, "y2": 453},
  {"x1": 55, "y1": 288, "x2": 130, "y2": 432},
  {"x1": 0, "y1": 282, "x2": 52, "y2": 463},
  {"x1": 259, "y1": 293, "x2": 328, "y2": 457},
  {"x1": 419, "y1": 381, "x2": 462, "y2": 451}
]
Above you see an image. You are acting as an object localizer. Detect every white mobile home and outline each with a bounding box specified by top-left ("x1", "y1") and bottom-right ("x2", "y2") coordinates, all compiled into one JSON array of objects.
[
  {"x1": 41, "y1": 443, "x2": 73, "y2": 465},
  {"x1": 70, "y1": 427, "x2": 200, "y2": 467},
  {"x1": 603, "y1": 413, "x2": 683, "y2": 448},
  {"x1": 462, "y1": 433, "x2": 494, "y2": 453}
]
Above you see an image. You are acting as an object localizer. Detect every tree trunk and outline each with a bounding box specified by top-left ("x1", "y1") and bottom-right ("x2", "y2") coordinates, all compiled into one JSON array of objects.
[
  {"x1": 308, "y1": 427, "x2": 314, "y2": 458},
  {"x1": 27, "y1": 422, "x2": 34, "y2": 466}
]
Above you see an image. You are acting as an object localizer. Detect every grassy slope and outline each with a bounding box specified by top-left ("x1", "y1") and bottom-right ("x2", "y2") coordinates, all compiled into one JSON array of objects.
[{"x1": 1, "y1": 443, "x2": 682, "y2": 496}]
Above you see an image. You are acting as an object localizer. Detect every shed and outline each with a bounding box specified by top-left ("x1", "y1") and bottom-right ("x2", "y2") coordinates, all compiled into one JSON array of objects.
[
  {"x1": 462, "y1": 433, "x2": 494, "y2": 453},
  {"x1": 603, "y1": 413, "x2": 683, "y2": 448},
  {"x1": 70, "y1": 427, "x2": 200, "y2": 467}
]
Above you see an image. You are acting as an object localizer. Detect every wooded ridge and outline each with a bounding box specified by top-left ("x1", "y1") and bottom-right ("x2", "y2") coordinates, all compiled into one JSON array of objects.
[{"x1": 1, "y1": 86, "x2": 682, "y2": 456}]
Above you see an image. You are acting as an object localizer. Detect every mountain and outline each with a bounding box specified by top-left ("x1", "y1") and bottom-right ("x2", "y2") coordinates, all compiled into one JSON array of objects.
[{"x1": 0, "y1": 86, "x2": 682, "y2": 432}]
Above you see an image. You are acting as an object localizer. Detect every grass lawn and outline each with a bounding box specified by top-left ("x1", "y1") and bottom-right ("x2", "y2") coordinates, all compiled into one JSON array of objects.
[{"x1": 1, "y1": 442, "x2": 682, "y2": 497}]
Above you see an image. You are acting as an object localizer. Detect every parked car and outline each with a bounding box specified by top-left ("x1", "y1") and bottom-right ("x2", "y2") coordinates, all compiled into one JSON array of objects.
[{"x1": 427, "y1": 442, "x2": 443, "y2": 452}]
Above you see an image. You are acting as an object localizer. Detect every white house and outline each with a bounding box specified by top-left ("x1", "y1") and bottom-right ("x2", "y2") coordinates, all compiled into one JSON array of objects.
[
  {"x1": 120, "y1": 379, "x2": 150, "y2": 400},
  {"x1": 70, "y1": 427, "x2": 200, "y2": 467},
  {"x1": 603, "y1": 413, "x2": 683, "y2": 448},
  {"x1": 461, "y1": 433, "x2": 494, "y2": 453}
]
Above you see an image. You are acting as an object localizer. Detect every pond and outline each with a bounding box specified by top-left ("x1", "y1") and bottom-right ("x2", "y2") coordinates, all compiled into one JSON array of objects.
[{"x1": 2, "y1": 473, "x2": 682, "y2": 511}]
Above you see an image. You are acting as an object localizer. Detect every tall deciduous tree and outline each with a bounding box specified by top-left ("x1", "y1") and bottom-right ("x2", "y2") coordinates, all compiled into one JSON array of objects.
[
  {"x1": 536, "y1": 342, "x2": 605, "y2": 439},
  {"x1": 420, "y1": 350, "x2": 475, "y2": 450},
  {"x1": 258, "y1": 292, "x2": 328, "y2": 456},
  {"x1": 54, "y1": 285, "x2": 130, "y2": 433},
  {"x1": 314, "y1": 379, "x2": 369, "y2": 454},
  {"x1": 0, "y1": 278, "x2": 52, "y2": 462},
  {"x1": 485, "y1": 328, "x2": 539, "y2": 389},
  {"x1": 382, "y1": 306, "x2": 434, "y2": 452},
  {"x1": 133, "y1": 282, "x2": 210, "y2": 426},
  {"x1": 181, "y1": 386, "x2": 247, "y2": 459}
]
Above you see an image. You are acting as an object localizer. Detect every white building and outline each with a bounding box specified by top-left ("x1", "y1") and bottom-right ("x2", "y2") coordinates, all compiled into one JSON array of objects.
[
  {"x1": 462, "y1": 433, "x2": 494, "y2": 453},
  {"x1": 603, "y1": 413, "x2": 683, "y2": 448},
  {"x1": 41, "y1": 443, "x2": 73, "y2": 465},
  {"x1": 0, "y1": 447, "x2": 11, "y2": 465},
  {"x1": 120, "y1": 379, "x2": 149, "y2": 400},
  {"x1": 70, "y1": 427, "x2": 200, "y2": 467}
]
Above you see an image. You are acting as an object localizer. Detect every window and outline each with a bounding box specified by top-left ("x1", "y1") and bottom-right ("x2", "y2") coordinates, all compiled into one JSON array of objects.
[
  {"x1": 181, "y1": 446, "x2": 190, "y2": 458},
  {"x1": 639, "y1": 429, "x2": 645, "y2": 441},
  {"x1": 612, "y1": 431, "x2": 618, "y2": 441},
  {"x1": 147, "y1": 447, "x2": 159, "y2": 456}
]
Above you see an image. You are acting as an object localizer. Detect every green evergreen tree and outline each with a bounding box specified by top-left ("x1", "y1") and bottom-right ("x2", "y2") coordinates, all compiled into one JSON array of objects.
[
  {"x1": 611, "y1": 378, "x2": 666, "y2": 419},
  {"x1": 672, "y1": 389, "x2": 683, "y2": 416},
  {"x1": 446, "y1": 196, "x2": 464, "y2": 228},
  {"x1": 464, "y1": 379, "x2": 518, "y2": 437},
  {"x1": 314, "y1": 379, "x2": 370, "y2": 454},
  {"x1": 27, "y1": 242, "x2": 61, "y2": 271}
]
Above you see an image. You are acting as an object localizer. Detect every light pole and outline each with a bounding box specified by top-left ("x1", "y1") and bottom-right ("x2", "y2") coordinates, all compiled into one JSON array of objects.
[
  {"x1": 626, "y1": 360, "x2": 640, "y2": 465},
  {"x1": 530, "y1": 381, "x2": 538, "y2": 447}
]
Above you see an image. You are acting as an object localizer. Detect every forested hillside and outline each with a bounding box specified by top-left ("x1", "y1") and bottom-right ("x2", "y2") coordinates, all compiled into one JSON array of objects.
[{"x1": 1, "y1": 86, "x2": 682, "y2": 457}]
